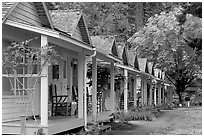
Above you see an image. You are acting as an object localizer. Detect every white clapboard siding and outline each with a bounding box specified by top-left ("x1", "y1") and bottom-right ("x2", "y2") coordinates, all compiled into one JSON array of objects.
[
  {"x1": 2, "y1": 95, "x2": 32, "y2": 122},
  {"x1": 7, "y1": 2, "x2": 42, "y2": 27}
]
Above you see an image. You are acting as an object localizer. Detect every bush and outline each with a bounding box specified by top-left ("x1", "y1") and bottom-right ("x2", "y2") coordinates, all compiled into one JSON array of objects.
[{"x1": 113, "y1": 105, "x2": 160, "y2": 122}]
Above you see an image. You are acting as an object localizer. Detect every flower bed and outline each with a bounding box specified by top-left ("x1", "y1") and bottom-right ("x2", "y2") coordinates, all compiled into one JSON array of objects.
[{"x1": 112, "y1": 105, "x2": 161, "y2": 122}]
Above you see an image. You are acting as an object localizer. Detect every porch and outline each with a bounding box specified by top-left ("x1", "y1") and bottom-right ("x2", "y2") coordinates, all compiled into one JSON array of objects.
[{"x1": 2, "y1": 111, "x2": 112, "y2": 135}]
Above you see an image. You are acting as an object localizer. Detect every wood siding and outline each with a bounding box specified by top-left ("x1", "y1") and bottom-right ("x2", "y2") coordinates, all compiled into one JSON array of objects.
[
  {"x1": 2, "y1": 96, "x2": 32, "y2": 122},
  {"x1": 72, "y1": 24, "x2": 84, "y2": 42},
  {"x1": 7, "y1": 2, "x2": 42, "y2": 27}
]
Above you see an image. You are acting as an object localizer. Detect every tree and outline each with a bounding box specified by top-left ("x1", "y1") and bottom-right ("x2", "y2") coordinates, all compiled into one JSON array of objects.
[
  {"x1": 2, "y1": 37, "x2": 59, "y2": 130},
  {"x1": 128, "y1": 6, "x2": 202, "y2": 103}
]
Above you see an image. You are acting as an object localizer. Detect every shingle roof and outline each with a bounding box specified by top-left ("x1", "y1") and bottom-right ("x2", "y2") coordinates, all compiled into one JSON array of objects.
[
  {"x1": 2, "y1": 2, "x2": 16, "y2": 20},
  {"x1": 117, "y1": 43, "x2": 125, "y2": 60},
  {"x1": 147, "y1": 62, "x2": 153, "y2": 74},
  {"x1": 91, "y1": 36, "x2": 115, "y2": 55},
  {"x1": 134, "y1": 55, "x2": 139, "y2": 70},
  {"x1": 154, "y1": 69, "x2": 160, "y2": 78},
  {"x1": 138, "y1": 58, "x2": 147, "y2": 72},
  {"x1": 49, "y1": 10, "x2": 82, "y2": 35},
  {"x1": 127, "y1": 50, "x2": 136, "y2": 67}
]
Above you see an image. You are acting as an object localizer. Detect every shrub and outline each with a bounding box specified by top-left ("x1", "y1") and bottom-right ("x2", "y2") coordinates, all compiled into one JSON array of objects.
[{"x1": 113, "y1": 105, "x2": 160, "y2": 122}]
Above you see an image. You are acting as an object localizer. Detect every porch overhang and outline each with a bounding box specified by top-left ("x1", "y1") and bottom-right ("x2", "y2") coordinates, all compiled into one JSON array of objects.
[
  {"x1": 96, "y1": 51, "x2": 122, "y2": 63},
  {"x1": 4, "y1": 20, "x2": 94, "y2": 52}
]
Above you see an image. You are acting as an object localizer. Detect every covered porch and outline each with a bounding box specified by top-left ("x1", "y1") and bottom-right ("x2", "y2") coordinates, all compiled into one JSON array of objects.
[{"x1": 2, "y1": 10, "x2": 94, "y2": 134}]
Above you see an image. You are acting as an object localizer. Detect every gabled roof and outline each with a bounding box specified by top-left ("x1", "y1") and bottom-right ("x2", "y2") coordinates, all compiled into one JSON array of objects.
[
  {"x1": 2, "y1": 2, "x2": 53, "y2": 28},
  {"x1": 33, "y1": 2, "x2": 54, "y2": 28},
  {"x1": 122, "y1": 47, "x2": 129, "y2": 66},
  {"x1": 154, "y1": 69, "x2": 159, "y2": 78},
  {"x1": 147, "y1": 62, "x2": 154, "y2": 74},
  {"x1": 138, "y1": 58, "x2": 147, "y2": 72},
  {"x1": 145, "y1": 61, "x2": 149, "y2": 73},
  {"x1": 134, "y1": 54, "x2": 139, "y2": 70},
  {"x1": 49, "y1": 10, "x2": 91, "y2": 45},
  {"x1": 91, "y1": 36, "x2": 118, "y2": 57},
  {"x1": 161, "y1": 71, "x2": 165, "y2": 80},
  {"x1": 126, "y1": 50, "x2": 136, "y2": 67},
  {"x1": 50, "y1": 10, "x2": 81, "y2": 35},
  {"x1": 117, "y1": 43, "x2": 129, "y2": 66}
]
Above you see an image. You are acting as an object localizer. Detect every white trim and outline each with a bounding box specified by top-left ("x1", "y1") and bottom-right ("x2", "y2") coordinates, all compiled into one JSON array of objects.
[
  {"x1": 42, "y1": 2, "x2": 54, "y2": 29},
  {"x1": 5, "y1": 20, "x2": 59, "y2": 37},
  {"x1": 116, "y1": 64, "x2": 164, "y2": 82},
  {"x1": 124, "y1": 69, "x2": 128, "y2": 112},
  {"x1": 40, "y1": 35, "x2": 48, "y2": 127},
  {"x1": 96, "y1": 52, "x2": 122, "y2": 63},
  {"x1": 4, "y1": 20, "x2": 93, "y2": 51},
  {"x1": 59, "y1": 33, "x2": 93, "y2": 51},
  {"x1": 116, "y1": 63, "x2": 141, "y2": 74}
]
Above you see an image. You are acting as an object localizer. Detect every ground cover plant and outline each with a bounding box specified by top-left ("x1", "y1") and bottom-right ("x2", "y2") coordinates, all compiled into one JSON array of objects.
[{"x1": 112, "y1": 105, "x2": 161, "y2": 122}]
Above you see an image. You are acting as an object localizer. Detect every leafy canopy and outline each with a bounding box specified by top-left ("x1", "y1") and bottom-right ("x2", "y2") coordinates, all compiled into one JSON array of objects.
[{"x1": 128, "y1": 6, "x2": 202, "y2": 102}]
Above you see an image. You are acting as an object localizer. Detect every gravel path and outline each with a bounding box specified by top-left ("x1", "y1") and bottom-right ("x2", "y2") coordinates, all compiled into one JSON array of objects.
[{"x1": 106, "y1": 106, "x2": 202, "y2": 135}]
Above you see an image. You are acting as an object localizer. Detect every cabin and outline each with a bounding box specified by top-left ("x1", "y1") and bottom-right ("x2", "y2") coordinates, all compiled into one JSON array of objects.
[
  {"x1": 89, "y1": 35, "x2": 121, "y2": 123},
  {"x1": 2, "y1": 2, "x2": 94, "y2": 135}
]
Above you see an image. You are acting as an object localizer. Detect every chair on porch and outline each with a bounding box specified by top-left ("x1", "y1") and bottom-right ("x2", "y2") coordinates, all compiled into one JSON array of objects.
[
  {"x1": 72, "y1": 86, "x2": 78, "y2": 115},
  {"x1": 49, "y1": 84, "x2": 71, "y2": 117}
]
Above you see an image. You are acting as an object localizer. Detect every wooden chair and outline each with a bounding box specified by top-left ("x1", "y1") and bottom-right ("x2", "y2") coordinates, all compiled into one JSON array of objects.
[
  {"x1": 49, "y1": 84, "x2": 70, "y2": 117},
  {"x1": 72, "y1": 86, "x2": 78, "y2": 115}
]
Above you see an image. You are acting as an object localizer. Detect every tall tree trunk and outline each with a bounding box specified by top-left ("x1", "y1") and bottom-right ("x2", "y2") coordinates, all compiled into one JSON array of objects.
[{"x1": 175, "y1": 85, "x2": 185, "y2": 104}]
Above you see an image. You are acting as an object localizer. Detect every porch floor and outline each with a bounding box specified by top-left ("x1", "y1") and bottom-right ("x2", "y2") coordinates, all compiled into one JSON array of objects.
[
  {"x1": 2, "y1": 115, "x2": 84, "y2": 135},
  {"x1": 2, "y1": 111, "x2": 113, "y2": 135}
]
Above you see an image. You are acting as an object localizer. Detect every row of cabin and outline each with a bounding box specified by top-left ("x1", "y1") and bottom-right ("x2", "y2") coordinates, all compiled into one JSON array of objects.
[{"x1": 2, "y1": 2, "x2": 174, "y2": 135}]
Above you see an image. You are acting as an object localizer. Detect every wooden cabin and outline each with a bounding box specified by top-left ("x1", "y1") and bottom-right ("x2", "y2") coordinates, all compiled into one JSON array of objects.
[
  {"x1": 2, "y1": 2, "x2": 94, "y2": 135},
  {"x1": 89, "y1": 36, "x2": 121, "y2": 122},
  {"x1": 115, "y1": 44, "x2": 143, "y2": 111}
]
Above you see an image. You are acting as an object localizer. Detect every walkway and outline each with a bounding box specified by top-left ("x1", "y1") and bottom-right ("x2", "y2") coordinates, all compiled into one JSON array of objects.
[{"x1": 106, "y1": 106, "x2": 202, "y2": 135}]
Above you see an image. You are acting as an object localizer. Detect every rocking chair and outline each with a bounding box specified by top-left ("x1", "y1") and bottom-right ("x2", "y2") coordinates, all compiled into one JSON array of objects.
[{"x1": 49, "y1": 84, "x2": 70, "y2": 117}]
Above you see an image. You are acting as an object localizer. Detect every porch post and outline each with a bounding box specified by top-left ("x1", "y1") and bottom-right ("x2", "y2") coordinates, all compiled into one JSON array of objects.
[
  {"x1": 67, "y1": 57, "x2": 72, "y2": 102},
  {"x1": 78, "y1": 52, "x2": 85, "y2": 118},
  {"x1": 92, "y1": 56, "x2": 97, "y2": 121},
  {"x1": 84, "y1": 58, "x2": 88, "y2": 127},
  {"x1": 163, "y1": 83, "x2": 165, "y2": 104},
  {"x1": 154, "y1": 83, "x2": 157, "y2": 105},
  {"x1": 149, "y1": 78, "x2": 153, "y2": 106},
  {"x1": 40, "y1": 35, "x2": 48, "y2": 127},
  {"x1": 158, "y1": 82, "x2": 161, "y2": 105},
  {"x1": 133, "y1": 75, "x2": 138, "y2": 106},
  {"x1": 110, "y1": 62, "x2": 115, "y2": 113},
  {"x1": 143, "y1": 77, "x2": 147, "y2": 105},
  {"x1": 124, "y1": 69, "x2": 128, "y2": 112},
  {"x1": 141, "y1": 76, "x2": 144, "y2": 106}
]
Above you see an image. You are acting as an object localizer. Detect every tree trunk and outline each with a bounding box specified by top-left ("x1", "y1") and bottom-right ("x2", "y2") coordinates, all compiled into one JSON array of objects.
[{"x1": 175, "y1": 86, "x2": 185, "y2": 104}]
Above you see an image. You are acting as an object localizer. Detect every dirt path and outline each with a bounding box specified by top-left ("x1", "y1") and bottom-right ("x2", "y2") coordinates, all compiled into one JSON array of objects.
[{"x1": 106, "y1": 106, "x2": 202, "y2": 135}]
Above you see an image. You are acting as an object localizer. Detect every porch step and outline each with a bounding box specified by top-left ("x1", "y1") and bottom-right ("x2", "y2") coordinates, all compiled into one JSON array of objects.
[{"x1": 99, "y1": 125, "x2": 111, "y2": 133}]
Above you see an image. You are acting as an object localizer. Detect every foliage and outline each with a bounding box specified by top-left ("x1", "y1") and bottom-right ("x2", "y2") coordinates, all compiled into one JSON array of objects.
[
  {"x1": 128, "y1": 6, "x2": 202, "y2": 103},
  {"x1": 2, "y1": 38, "x2": 60, "y2": 128},
  {"x1": 48, "y1": 2, "x2": 172, "y2": 43},
  {"x1": 3, "y1": 37, "x2": 59, "y2": 70},
  {"x1": 112, "y1": 106, "x2": 160, "y2": 122},
  {"x1": 87, "y1": 62, "x2": 124, "y2": 94},
  {"x1": 109, "y1": 121, "x2": 136, "y2": 130},
  {"x1": 87, "y1": 63, "x2": 110, "y2": 92}
]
